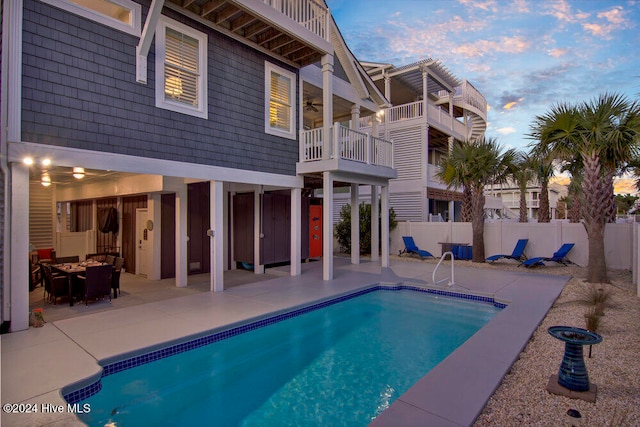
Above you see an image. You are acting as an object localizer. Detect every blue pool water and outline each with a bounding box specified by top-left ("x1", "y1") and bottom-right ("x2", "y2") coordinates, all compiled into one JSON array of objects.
[{"x1": 74, "y1": 287, "x2": 501, "y2": 426}]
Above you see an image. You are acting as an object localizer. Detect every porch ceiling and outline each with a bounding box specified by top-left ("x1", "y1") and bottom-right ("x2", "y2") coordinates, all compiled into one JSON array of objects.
[
  {"x1": 167, "y1": 0, "x2": 326, "y2": 67},
  {"x1": 28, "y1": 167, "x2": 137, "y2": 187}
]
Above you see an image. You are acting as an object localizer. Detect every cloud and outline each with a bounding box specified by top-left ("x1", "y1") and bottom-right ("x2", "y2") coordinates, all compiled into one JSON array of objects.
[
  {"x1": 458, "y1": 0, "x2": 498, "y2": 12},
  {"x1": 582, "y1": 6, "x2": 633, "y2": 39},
  {"x1": 496, "y1": 127, "x2": 517, "y2": 135},
  {"x1": 542, "y1": 0, "x2": 576, "y2": 22},
  {"x1": 548, "y1": 48, "x2": 569, "y2": 57},
  {"x1": 453, "y1": 36, "x2": 531, "y2": 58},
  {"x1": 503, "y1": 98, "x2": 524, "y2": 110}
]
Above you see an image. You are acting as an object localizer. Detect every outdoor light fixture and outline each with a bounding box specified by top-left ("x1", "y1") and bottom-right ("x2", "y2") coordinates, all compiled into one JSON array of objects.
[
  {"x1": 72, "y1": 167, "x2": 85, "y2": 179},
  {"x1": 41, "y1": 158, "x2": 52, "y2": 167},
  {"x1": 23, "y1": 157, "x2": 35, "y2": 166},
  {"x1": 41, "y1": 173, "x2": 51, "y2": 187}
]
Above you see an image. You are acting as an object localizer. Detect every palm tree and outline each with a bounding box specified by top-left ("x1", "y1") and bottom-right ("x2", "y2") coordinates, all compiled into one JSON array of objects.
[
  {"x1": 438, "y1": 138, "x2": 516, "y2": 262},
  {"x1": 530, "y1": 154, "x2": 555, "y2": 222},
  {"x1": 510, "y1": 152, "x2": 535, "y2": 222},
  {"x1": 530, "y1": 92, "x2": 640, "y2": 283}
]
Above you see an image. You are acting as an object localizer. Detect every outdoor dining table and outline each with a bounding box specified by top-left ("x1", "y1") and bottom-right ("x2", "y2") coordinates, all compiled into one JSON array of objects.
[{"x1": 51, "y1": 261, "x2": 105, "y2": 306}]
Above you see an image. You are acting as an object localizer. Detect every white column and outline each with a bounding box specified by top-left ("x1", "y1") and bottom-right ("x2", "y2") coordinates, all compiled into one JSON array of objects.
[
  {"x1": 371, "y1": 185, "x2": 379, "y2": 262},
  {"x1": 423, "y1": 68, "x2": 431, "y2": 222},
  {"x1": 384, "y1": 73, "x2": 390, "y2": 100},
  {"x1": 350, "y1": 184, "x2": 359, "y2": 265},
  {"x1": 210, "y1": 180, "x2": 224, "y2": 291},
  {"x1": 175, "y1": 185, "x2": 188, "y2": 287},
  {"x1": 148, "y1": 193, "x2": 162, "y2": 280},
  {"x1": 323, "y1": 171, "x2": 334, "y2": 280},
  {"x1": 290, "y1": 187, "x2": 301, "y2": 276},
  {"x1": 381, "y1": 184, "x2": 390, "y2": 268},
  {"x1": 10, "y1": 163, "x2": 29, "y2": 331},
  {"x1": 254, "y1": 189, "x2": 264, "y2": 274},
  {"x1": 322, "y1": 54, "x2": 334, "y2": 160},
  {"x1": 350, "y1": 105, "x2": 360, "y2": 129}
]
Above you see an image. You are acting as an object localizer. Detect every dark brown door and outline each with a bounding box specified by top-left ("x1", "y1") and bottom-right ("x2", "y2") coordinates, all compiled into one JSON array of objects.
[
  {"x1": 232, "y1": 193, "x2": 254, "y2": 264},
  {"x1": 187, "y1": 182, "x2": 210, "y2": 274},
  {"x1": 161, "y1": 193, "x2": 176, "y2": 279}
]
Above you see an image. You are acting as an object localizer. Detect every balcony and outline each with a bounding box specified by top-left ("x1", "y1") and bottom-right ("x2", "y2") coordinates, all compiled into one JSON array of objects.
[
  {"x1": 297, "y1": 123, "x2": 396, "y2": 180},
  {"x1": 166, "y1": 0, "x2": 331, "y2": 66},
  {"x1": 360, "y1": 101, "x2": 471, "y2": 141}
]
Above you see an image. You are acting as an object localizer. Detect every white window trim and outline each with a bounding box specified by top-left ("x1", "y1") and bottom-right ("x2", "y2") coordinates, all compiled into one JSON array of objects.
[
  {"x1": 155, "y1": 16, "x2": 208, "y2": 120},
  {"x1": 265, "y1": 62, "x2": 297, "y2": 140},
  {"x1": 40, "y1": 0, "x2": 142, "y2": 36}
]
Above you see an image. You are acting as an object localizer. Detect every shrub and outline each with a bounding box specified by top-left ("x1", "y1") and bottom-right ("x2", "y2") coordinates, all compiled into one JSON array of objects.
[{"x1": 335, "y1": 202, "x2": 397, "y2": 255}]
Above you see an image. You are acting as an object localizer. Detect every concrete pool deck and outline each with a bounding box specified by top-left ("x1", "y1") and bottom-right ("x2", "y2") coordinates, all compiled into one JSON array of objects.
[{"x1": 1, "y1": 257, "x2": 568, "y2": 426}]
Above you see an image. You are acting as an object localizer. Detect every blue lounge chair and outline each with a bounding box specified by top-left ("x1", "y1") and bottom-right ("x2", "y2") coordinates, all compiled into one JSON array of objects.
[
  {"x1": 486, "y1": 239, "x2": 528, "y2": 263},
  {"x1": 400, "y1": 236, "x2": 435, "y2": 259},
  {"x1": 522, "y1": 243, "x2": 575, "y2": 267}
]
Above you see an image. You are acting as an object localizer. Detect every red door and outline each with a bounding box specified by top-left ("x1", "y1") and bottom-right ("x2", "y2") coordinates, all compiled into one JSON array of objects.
[{"x1": 309, "y1": 205, "x2": 322, "y2": 258}]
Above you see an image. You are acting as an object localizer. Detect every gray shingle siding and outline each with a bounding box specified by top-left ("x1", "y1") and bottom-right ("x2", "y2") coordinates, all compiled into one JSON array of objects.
[{"x1": 21, "y1": 0, "x2": 299, "y2": 176}]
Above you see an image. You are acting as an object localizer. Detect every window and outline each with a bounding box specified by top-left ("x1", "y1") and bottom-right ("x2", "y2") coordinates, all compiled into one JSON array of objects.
[
  {"x1": 41, "y1": 0, "x2": 141, "y2": 36},
  {"x1": 265, "y1": 62, "x2": 296, "y2": 139},
  {"x1": 155, "y1": 17, "x2": 208, "y2": 119}
]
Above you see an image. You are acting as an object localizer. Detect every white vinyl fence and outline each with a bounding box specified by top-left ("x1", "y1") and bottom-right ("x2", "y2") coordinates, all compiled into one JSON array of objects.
[{"x1": 391, "y1": 221, "x2": 636, "y2": 273}]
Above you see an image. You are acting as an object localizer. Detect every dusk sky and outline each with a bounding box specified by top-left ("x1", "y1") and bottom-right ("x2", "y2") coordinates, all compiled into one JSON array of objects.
[{"x1": 327, "y1": 0, "x2": 640, "y2": 155}]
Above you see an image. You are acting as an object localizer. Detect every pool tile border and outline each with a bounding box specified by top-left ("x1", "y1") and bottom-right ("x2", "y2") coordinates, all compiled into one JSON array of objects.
[{"x1": 62, "y1": 285, "x2": 506, "y2": 404}]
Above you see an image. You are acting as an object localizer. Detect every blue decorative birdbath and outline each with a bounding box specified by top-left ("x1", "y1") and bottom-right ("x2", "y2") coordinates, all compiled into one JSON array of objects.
[{"x1": 548, "y1": 326, "x2": 602, "y2": 392}]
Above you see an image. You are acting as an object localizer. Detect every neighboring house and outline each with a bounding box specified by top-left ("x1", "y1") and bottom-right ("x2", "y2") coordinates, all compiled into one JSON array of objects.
[
  {"x1": 0, "y1": 0, "x2": 395, "y2": 332},
  {"x1": 486, "y1": 181, "x2": 568, "y2": 221},
  {"x1": 332, "y1": 59, "x2": 488, "y2": 222}
]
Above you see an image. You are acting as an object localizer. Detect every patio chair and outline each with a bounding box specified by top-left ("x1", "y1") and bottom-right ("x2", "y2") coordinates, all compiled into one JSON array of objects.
[
  {"x1": 112, "y1": 257, "x2": 124, "y2": 298},
  {"x1": 77, "y1": 264, "x2": 113, "y2": 306},
  {"x1": 486, "y1": 239, "x2": 528, "y2": 263},
  {"x1": 522, "y1": 243, "x2": 575, "y2": 268},
  {"x1": 400, "y1": 236, "x2": 435, "y2": 259},
  {"x1": 42, "y1": 264, "x2": 69, "y2": 305}
]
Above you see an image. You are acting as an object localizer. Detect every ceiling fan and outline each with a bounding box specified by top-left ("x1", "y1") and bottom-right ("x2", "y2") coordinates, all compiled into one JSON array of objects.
[{"x1": 304, "y1": 98, "x2": 322, "y2": 112}]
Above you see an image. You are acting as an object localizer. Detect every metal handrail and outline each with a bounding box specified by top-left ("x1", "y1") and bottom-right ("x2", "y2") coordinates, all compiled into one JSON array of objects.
[{"x1": 433, "y1": 251, "x2": 455, "y2": 287}]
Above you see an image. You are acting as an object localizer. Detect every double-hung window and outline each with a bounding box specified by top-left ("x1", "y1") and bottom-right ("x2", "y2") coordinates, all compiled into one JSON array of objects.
[
  {"x1": 155, "y1": 17, "x2": 208, "y2": 119},
  {"x1": 265, "y1": 62, "x2": 296, "y2": 139}
]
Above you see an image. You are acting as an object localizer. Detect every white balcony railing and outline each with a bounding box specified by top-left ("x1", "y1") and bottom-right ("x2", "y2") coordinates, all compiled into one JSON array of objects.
[
  {"x1": 300, "y1": 123, "x2": 393, "y2": 168},
  {"x1": 263, "y1": 0, "x2": 329, "y2": 41},
  {"x1": 503, "y1": 199, "x2": 540, "y2": 208}
]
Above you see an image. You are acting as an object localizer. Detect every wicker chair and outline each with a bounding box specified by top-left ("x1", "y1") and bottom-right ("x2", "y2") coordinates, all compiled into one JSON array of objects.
[
  {"x1": 77, "y1": 264, "x2": 113, "y2": 306},
  {"x1": 42, "y1": 264, "x2": 69, "y2": 305}
]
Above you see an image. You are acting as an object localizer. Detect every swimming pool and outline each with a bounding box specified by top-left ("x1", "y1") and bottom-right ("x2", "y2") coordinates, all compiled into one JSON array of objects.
[{"x1": 66, "y1": 285, "x2": 503, "y2": 426}]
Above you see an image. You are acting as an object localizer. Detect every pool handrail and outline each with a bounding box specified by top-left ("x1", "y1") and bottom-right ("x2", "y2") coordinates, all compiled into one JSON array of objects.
[{"x1": 433, "y1": 251, "x2": 455, "y2": 287}]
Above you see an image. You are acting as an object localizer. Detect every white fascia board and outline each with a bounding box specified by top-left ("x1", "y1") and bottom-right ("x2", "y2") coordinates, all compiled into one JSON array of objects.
[{"x1": 9, "y1": 141, "x2": 303, "y2": 188}]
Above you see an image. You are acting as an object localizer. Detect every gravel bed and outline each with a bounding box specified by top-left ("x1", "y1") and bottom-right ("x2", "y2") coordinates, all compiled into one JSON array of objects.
[
  {"x1": 391, "y1": 256, "x2": 640, "y2": 426},
  {"x1": 473, "y1": 266, "x2": 640, "y2": 426}
]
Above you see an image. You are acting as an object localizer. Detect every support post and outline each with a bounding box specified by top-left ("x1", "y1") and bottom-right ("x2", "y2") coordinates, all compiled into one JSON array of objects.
[
  {"x1": 381, "y1": 184, "x2": 390, "y2": 268},
  {"x1": 290, "y1": 187, "x2": 301, "y2": 276},
  {"x1": 323, "y1": 172, "x2": 333, "y2": 280},
  {"x1": 10, "y1": 163, "x2": 29, "y2": 331},
  {"x1": 210, "y1": 180, "x2": 224, "y2": 291},
  {"x1": 371, "y1": 185, "x2": 379, "y2": 261},
  {"x1": 322, "y1": 54, "x2": 334, "y2": 160},
  {"x1": 254, "y1": 188, "x2": 264, "y2": 274},
  {"x1": 351, "y1": 184, "x2": 359, "y2": 265},
  {"x1": 175, "y1": 185, "x2": 188, "y2": 287}
]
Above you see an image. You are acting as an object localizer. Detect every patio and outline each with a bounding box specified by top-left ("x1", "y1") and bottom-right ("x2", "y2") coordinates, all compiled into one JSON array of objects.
[{"x1": 2, "y1": 257, "x2": 568, "y2": 426}]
